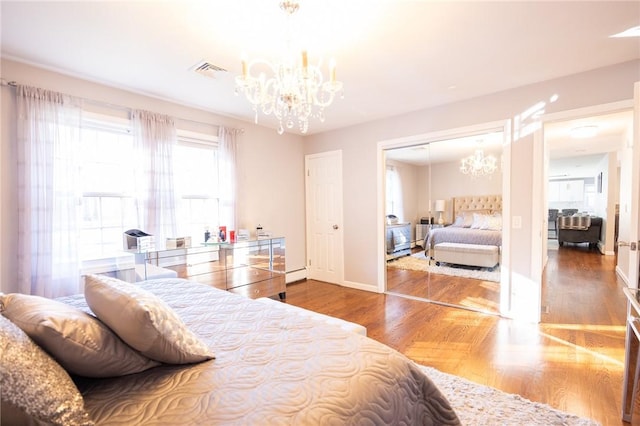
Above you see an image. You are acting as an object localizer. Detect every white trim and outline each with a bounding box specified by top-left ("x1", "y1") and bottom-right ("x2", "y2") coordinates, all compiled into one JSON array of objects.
[
  {"x1": 342, "y1": 280, "x2": 381, "y2": 293},
  {"x1": 499, "y1": 119, "x2": 513, "y2": 317},
  {"x1": 617, "y1": 265, "x2": 630, "y2": 285},
  {"x1": 286, "y1": 269, "x2": 307, "y2": 283},
  {"x1": 542, "y1": 100, "x2": 634, "y2": 123}
]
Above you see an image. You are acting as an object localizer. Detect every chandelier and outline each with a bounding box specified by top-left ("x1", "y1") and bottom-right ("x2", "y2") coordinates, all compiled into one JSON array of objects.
[
  {"x1": 460, "y1": 149, "x2": 498, "y2": 177},
  {"x1": 235, "y1": 0, "x2": 344, "y2": 135}
]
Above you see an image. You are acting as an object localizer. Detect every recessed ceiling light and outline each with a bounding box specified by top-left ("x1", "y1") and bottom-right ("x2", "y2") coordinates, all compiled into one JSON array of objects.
[
  {"x1": 611, "y1": 25, "x2": 640, "y2": 38},
  {"x1": 570, "y1": 125, "x2": 598, "y2": 139}
]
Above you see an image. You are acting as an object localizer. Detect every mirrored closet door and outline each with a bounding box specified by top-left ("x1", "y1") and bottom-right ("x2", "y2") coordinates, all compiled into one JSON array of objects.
[{"x1": 384, "y1": 132, "x2": 503, "y2": 315}]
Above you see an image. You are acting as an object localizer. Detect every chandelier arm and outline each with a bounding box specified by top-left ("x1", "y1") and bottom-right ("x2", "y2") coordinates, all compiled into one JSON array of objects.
[{"x1": 234, "y1": 1, "x2": 342, "y2": 134}]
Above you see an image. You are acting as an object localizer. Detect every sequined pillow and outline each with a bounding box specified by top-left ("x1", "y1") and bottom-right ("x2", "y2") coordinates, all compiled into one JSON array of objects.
[
  {"x1": 0, "y1": 314, "x2": 94, "y2": 426},
  {"x1": 84, "y1": 274, "x2": 214, "y2": 364},
  {"x1": 0, "y1": 293, "x2": 160, "y2": 377}
]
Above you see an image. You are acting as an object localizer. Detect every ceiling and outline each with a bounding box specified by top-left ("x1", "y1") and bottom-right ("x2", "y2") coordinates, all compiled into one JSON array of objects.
[
  {"x1": 385, "y1": 109, "x2": 633, "y2": 178},
  {"x1": 1, "y1": 1, "x2": 639, "y2": 137}
]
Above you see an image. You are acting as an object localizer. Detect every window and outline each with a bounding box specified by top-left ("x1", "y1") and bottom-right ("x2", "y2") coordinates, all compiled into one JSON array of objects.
[
  {"x1": 386, "y1": 165, "x2": 402, "y2": 217},
  {"x1": 174, "y1": 137, "x2": 219, "y2": 242},
  {"x1": 78, "y1": 115, "x2": 219, "y2": 260}
]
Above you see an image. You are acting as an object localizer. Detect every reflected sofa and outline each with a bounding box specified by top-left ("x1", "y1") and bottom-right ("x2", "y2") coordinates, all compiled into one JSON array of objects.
[{"x1": 557, "y1": 216, "x2": 602, "y2": 249}]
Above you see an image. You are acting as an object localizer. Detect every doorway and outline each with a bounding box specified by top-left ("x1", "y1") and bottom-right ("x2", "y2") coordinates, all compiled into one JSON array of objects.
[{"x1": 543, "y1": 110, "x2": 632, "y2": 259}]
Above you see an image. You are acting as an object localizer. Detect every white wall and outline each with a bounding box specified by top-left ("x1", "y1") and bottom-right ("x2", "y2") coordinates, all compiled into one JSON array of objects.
[
  {"x1": 0, "y1": 59, "x2": 307, "y2": 293},
  {"x1": 304, "y1": 60, "x2": 639, "y2": 291},
  {"x1": 593, "y1": 153, "x2": 619, "y2": 255},
  {"x1": 419, "y1": 160, "x2": 503, "y2": 224}
]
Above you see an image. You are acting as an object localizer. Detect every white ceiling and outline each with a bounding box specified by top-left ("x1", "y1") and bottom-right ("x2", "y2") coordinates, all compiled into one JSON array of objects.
[
  {"x1": 1, "y1": 0, "x2": 639, "y2": 137},
  {"x1": 385, "y1": 109, "x2": 633, "y2": 178}
]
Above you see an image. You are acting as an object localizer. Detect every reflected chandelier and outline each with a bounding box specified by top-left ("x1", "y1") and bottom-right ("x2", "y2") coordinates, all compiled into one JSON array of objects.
[
  {"x1": 235, "y1": 0, "x2": 343, "y2": 135},
  {"x1": 460, "y1": 149, "x2": 498, "y2": 177}
]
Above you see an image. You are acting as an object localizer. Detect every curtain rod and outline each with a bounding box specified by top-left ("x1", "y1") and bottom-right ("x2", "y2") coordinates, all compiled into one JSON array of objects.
[{"x1": 0, "y1": 77, "x2": 244, "y2": 133}]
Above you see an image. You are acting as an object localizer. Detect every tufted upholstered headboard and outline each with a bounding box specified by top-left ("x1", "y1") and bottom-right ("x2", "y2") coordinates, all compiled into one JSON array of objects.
[{"x1": 453, "y1": 195, "x2": 502, "y2": 218}]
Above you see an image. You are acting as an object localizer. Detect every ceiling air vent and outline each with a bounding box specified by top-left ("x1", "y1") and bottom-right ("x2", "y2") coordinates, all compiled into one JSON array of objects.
[{"x1": 191, "y1": 60, "x2": 227, "y2": 79}]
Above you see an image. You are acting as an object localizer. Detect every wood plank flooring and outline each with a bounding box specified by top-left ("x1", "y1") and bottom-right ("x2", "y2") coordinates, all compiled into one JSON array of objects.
[
  {"x1": 284, "y1": 243, "x2": 629, "y2": 425},
  {"x1": 386, "y1": 252, "x2": 501, "y2": 314}
]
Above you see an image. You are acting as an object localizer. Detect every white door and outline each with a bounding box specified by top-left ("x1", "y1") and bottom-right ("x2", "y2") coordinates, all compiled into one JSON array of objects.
[
  {"x1": 618, "y1": 83, "x2": 640, "y2": 288},
  {"x1": 629, "y1": 82, "x2": 640, "y2": 288},
  {"x1": 305, "y1": 150, "x2": 344, "y2": 285}
]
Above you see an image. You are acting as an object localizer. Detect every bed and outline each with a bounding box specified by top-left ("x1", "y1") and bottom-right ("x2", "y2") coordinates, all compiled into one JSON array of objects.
[
  {"x1": 0, "y1": 276, "x2": 460, "y2": 425},
  {"x1": 424, "y1": 195, "x2": 502, "y2": 267}
]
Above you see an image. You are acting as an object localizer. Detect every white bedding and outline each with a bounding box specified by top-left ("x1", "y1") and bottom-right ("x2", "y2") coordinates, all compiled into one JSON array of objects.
[{"x1": 58, "y1": 279, "x2": 460, "y2": 425}]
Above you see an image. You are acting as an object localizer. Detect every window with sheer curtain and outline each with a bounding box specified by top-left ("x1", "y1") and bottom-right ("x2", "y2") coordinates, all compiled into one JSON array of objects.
[
  {"x1": 386, "y1": 165, "x2": 403, "y2": 217},
  {"x1": 79, "y1": 116, "x2": 220, "y2": 260},
  {"x1": 16, "y1": 84, "x2": 234, "y2": 297}
]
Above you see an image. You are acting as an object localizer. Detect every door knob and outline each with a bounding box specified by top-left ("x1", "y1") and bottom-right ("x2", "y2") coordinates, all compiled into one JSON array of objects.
[
  {"x1": 619, "y1": 241, "x2": 629, "y2": 247},
  {"x1": 333, "y1": 224, "x2": 339, "y2": 230}
]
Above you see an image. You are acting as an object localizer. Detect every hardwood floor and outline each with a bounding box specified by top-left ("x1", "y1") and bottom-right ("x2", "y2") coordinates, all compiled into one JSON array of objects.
[
  {"x1": 284, "y1": 244, "x2": 629, "y2": 425},
  {"x1": 386, "y1": 251, "x2": 501, "y2": 314}
]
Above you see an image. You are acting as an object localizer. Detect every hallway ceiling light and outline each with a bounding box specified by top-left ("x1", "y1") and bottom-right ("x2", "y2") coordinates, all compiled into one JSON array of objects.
[{"x1": 235, "y1": 0, "x2": 344, "y2": 135}]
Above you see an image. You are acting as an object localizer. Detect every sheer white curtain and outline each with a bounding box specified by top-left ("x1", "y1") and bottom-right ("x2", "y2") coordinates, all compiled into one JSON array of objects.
[
  {"x1": 16, "y1": 85, "x2": 83, "y2": 297},
  {"x1": 132, "y1": 110, "x2": 178, "y2": 244},
  {"x1": 218, "y1": 127, "x2": 239, "y2": 232}
]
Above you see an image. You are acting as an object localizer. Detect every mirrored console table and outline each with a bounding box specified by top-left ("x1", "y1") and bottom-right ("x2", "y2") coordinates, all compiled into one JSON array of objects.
[
  {"x1": 622, "y1": 287, "x2": 640, "y2": 422},
  {"x1": 130, "y1": 237, "x2": 286, "y2": 300}
]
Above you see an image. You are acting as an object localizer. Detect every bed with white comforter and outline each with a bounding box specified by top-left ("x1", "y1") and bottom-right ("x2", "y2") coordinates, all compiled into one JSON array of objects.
[{"x1": 48, "y1": 278, "x2": 461, "y2": 425}]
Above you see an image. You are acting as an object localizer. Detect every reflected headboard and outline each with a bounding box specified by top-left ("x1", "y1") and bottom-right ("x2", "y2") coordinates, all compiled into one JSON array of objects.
[{"x1": 453, "y1": 195, "x2": 502, "y2": 218}]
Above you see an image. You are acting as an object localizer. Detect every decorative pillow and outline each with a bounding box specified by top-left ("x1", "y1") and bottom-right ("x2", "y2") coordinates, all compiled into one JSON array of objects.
[
  {"x1": 460, "y1": 211, "x2": 475, "y2": 228},
  {"x1": 0, "y1": 314, "x2": 94, "y2": 426},
  {"x1": 0, "y1": 293, "x2": 160, "y2": 378},
  {"x1": 484, "y1": 214, "x2": 503, "y2": 231},
  {"x1": 84, "y1": 274, "x2": 214, "y2": 364},
  {"x1": 450, "y1": 216, "x2": 465, "y2": 228},
  {"x1": 470, "y1": 213, "x2": 490, "y2": 229}
]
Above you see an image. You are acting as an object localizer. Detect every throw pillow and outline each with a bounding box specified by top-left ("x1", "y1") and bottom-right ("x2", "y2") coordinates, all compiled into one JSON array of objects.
[
  {"x1": 450, "y1": 216, "x2": 465, "y2": 228},
  {"x1": 84, "y1": 274, "x2": 214, "y2": 364},
  {"x1": 0, "y1": 314, "x2": 94, "y2": 426},
  {"x1": 484, "y1": 214, "x2": 503, "y2": 231},
  {"x1": 0, "y1": 293, "x2": 160, "y2": 377},
  {"x1": 470, "y1": 213, "x2": 490, "y2": 229}
]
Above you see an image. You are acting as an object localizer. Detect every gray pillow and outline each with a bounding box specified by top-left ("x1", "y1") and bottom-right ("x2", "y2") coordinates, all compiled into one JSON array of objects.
[
  {"x1": 84, "y1": 274, "x2": 214, "y2": 364},
  {"x1": 0, "y1": 314, "x2": 94, "y2": 426},
  {"x1": 0, "y1": 293, "x2": 160, "y2": 377}
]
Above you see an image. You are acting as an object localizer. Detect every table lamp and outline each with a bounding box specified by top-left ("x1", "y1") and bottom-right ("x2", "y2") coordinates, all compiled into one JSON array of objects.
[{"x1": 435, "y1": 199, "x2": 445, "y2": 225}]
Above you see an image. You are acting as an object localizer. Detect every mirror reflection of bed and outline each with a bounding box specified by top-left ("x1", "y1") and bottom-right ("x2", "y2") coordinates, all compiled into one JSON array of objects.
[
  {"x1": 387, "y1": 196, "x2": 502, "y2": 314},
  {"x1": 385, "y1": 131, "x2": 503, "y2": 314}
]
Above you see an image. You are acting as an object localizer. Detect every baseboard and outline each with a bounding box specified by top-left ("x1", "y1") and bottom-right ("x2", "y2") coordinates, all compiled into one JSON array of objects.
[
  {"x1": 286, "y1": 268, "x2": 307, "y2": 284},
  {"x1": 341, "y1": 280, "x2": 381, "y2": 293},
  {"x1": 616, "y1": 266, "x2": 630, "y2": 286}
]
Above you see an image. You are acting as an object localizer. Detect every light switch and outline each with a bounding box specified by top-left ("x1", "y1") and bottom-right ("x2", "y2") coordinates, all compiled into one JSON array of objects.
[{"x1": 512, "y1": 216, "x2": 522, "y2": 229}]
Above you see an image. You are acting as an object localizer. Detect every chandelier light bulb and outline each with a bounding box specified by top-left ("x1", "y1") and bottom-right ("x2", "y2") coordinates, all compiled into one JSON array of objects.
[
  {"x1": 460, "y1": 148, "x2": 498, "y2": 177},
  {"x1": 235, "y1": 0, "x2": 344, "y2": 135}
]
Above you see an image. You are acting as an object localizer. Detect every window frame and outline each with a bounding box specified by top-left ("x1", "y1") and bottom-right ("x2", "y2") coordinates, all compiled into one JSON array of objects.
[{"x1": 77, "y1": 112, "x2": 220, "y2": 260}]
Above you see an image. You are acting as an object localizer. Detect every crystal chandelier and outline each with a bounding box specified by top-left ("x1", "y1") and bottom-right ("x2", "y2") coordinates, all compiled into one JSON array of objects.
[
  {"x1": 235, "y1": 0, "x2": 343, "y2": 135},
  {"x1": 460, "y1": 149, "x2": 498, "y2": 177}
]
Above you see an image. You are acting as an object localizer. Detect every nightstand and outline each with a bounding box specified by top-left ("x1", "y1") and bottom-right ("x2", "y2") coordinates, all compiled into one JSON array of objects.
[{"x1": 415, "y1": 224, "x2": 444, "y2": 247}]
